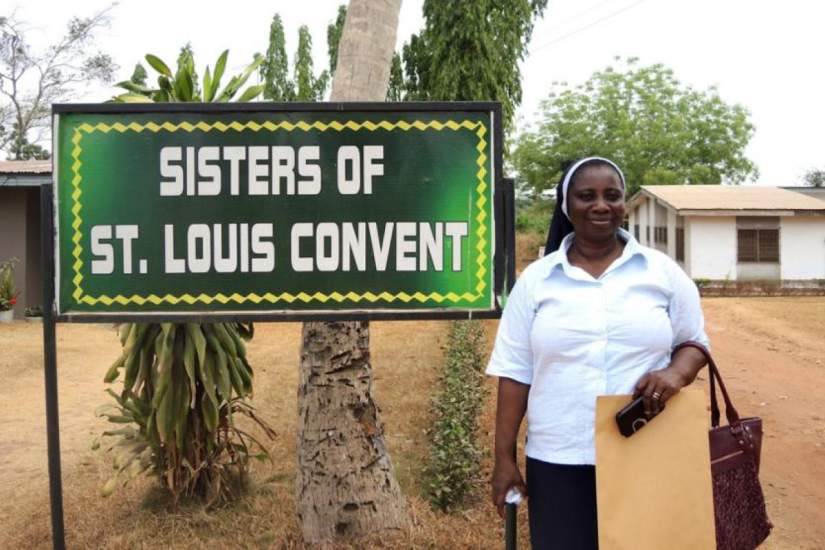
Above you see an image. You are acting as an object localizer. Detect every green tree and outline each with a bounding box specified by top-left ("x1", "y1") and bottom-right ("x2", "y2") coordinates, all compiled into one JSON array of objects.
[
  {"x1": 326, "y1": 5, "x2": 347, "y2": 76},
  {"x1": 293, "y1": 26, "x2": 328, "y2": 101},
  {"x1": 400, "y1": 33, "x2": 430, "y2": 101},
  {"x1": 261, "y1": 13, "x2": 340, "y2": 102},
  {"x1": 129, "y1": 63, "x2": 148, "y2": 86},
  {"x1": 260, "y1": 14, "x2": 293, "y2": 101},
  {"x1": 803, "y1": 168, "x2": 825, "y2": 187},
  {"x1": 401, "y1": 0, "x2": 548, "y2": 133},
  {"x1": 0, "y1": 6, "x2": 116, "y2": 158},
  {"x1": 513, "y1": 59, "x2": 758, "y2": 196},
  {"x1": 386, "y1": 52, "x2": 403, "y2": 101},
  {"x1": 7, "y1": 122, "x2": 50, "y2": 159},
  {"x1": 99, "y1": 50, "x2": 271, "y2": 506}
]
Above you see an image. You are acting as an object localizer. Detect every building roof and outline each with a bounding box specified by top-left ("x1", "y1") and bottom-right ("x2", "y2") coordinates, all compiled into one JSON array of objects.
[
  {"x1": 782, "y1": 186, "x2": 825, "y2": 200},
  {"x1": 0, "y1": 160, "x2": 52, "y2": 187},
  {"x1": 0, "y1": 160, "x2": 51, "y2": 174},
  {"x1": 628, "y1": 185, "x2": 825, "y2": 214}
]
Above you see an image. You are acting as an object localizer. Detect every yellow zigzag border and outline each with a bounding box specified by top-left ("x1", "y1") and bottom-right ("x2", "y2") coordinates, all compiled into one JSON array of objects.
[{"x1": 69, "y1": 118, "x2": 490, "y2": 307}]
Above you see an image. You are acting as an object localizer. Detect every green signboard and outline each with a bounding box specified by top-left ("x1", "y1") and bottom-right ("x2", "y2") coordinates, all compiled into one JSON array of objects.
[{"x1": 52, "y1": 103, "x2": 503, "y2": 319}]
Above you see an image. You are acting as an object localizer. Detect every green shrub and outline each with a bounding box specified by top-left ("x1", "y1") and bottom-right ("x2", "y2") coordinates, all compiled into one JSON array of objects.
[
  {"x1": 515, "y1": 198, "x2": 553, "y2": 236},
  {"x1": 693, "y1": 278, "x2": 711, "y2": 288},
  {"x1": 422, "y1": 320, "x2": 487, "y2": 512},
  {"x1": 515, "y1": 211, "x2": 535, "y2": 232},
  {"x1": 25, "y1": 305, "x2": 43, "y2": 317},
  {"x1": 0, "y1": 257, "x2": 19, "y2": 312}
]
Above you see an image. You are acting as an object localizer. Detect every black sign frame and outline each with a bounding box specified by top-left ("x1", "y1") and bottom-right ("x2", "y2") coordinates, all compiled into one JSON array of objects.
[
  {"x1": 41, "y1": 101, "x2": 517, "y2": 549},
  {"x1": 51, "y1": 101, "x2": 514, "y2": 323}
]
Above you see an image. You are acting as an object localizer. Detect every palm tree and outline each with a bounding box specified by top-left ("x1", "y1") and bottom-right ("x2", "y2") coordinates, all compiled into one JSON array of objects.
[{"x1": 296, "y1": 0, "x2": 408, "y2": 543}]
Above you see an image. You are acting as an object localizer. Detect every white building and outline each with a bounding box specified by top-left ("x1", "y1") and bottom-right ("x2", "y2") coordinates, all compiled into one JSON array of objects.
[{"x1": 627, "y1": 186, "x2": 825, "y2": 281}]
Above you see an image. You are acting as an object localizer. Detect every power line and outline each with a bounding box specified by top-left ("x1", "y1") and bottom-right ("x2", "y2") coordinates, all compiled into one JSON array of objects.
[{"x1": 530, "y1": 0, "x2": 648, "y2": 54}]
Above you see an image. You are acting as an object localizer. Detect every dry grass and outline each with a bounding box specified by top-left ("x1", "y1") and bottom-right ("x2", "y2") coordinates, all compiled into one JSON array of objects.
[
  {"x1": 515, "y1": 231, "x2": 544, "y2": 274},
  {"x1": 3, "y1": 234, "x2": 822, "y2": 548},
  {"x1": 0, "y1": 319, "x2": 527, "y2": 549}
]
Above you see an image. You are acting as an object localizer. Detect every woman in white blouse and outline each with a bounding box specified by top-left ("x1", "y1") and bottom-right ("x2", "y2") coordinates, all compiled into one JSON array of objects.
[{"x1": 487, "y1": 157, "x2": 709, "y2": 549}]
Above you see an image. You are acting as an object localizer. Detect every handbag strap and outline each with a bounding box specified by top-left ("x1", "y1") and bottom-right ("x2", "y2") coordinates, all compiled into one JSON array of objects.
[{"x1": 672, "y1": 341, "x2": 741, "y2": 428}]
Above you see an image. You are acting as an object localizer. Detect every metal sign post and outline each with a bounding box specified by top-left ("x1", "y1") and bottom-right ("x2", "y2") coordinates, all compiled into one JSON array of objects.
[
  {"x1": 41, "y1": 184, "x2": 66, "y2": 550},
  {"x1": 41, "y1": 101, "x2": 514, "y2": 549}
]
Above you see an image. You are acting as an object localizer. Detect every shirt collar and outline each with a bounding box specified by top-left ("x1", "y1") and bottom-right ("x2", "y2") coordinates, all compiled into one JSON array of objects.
[{"x1": 542, "y1": 227, "x2": 645, "y2": 280}]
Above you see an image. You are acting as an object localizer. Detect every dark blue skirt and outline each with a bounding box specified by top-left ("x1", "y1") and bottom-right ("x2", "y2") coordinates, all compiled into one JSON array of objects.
[{"x1": 526, "y1": 457, "x2": 598, "y2": 550}]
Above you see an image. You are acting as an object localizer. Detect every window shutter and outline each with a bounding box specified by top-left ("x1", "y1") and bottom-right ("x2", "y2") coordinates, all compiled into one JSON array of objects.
[
  {"x1": 759, "y1": 229, "x2": 779, "y2": 262},
  {"x1": 676, "y1": 228, "x2": 685, "y2": 261},
  {"x1": 738, "y1": 229, "x2": 758, "y2": 262}
]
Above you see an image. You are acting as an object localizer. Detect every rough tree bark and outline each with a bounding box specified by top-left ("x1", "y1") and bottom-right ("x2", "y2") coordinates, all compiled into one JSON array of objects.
[{"x1": 296, "y1": 0, "x2": 407, "y2": 544}]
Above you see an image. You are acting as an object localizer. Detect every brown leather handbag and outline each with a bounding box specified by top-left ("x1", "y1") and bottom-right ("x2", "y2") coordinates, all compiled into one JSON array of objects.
[{"x1": 673, "y1": 341, "x2": 772, "y2": 550}]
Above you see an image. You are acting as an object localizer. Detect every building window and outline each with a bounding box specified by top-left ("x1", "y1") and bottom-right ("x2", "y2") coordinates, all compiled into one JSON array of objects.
[
  {"x1": 634, "y1": 224, "x2": 640, "y2": 241},
  {"x1": 653, "y1": 227, "x2": 668, "y2": 244},
  {"x1": 676, "y1": 228, "x2": 684, "y2": 261},
  {"x1": 737, "y1": 229, "x2": 779, "y2": 263}
]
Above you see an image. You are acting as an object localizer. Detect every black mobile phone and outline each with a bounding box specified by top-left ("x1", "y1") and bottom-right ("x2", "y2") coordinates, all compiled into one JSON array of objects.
[{"x1": 615, "y1": 396, "x2": 663, "y2": 437}]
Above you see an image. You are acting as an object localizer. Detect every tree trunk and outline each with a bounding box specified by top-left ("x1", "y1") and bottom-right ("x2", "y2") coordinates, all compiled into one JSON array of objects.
[
  {"x1": 296, "y1": 0, "x2": 406, "y2": 544},
  {"x1": 297, "y1": 321, "x2": 407, "y2": 542},
  {"x1": 329, "y1": 0, "x2": 402, "y2": 102}
]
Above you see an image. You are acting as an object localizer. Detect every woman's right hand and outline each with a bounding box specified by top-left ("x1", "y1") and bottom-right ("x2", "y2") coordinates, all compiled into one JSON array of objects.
[{"x1": 491, "y1": 457, "x2": 527, "y2": 519}]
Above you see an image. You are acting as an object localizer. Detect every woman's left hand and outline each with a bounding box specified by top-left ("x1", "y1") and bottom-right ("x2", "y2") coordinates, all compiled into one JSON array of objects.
[{"x1": 634, "y1": 367, "x2": 690, "y2": 416}]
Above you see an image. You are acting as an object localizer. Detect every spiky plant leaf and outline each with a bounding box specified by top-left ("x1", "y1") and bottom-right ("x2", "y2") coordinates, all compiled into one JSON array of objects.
[
  {"x1": 145, "y1": 53, "x2": 173, "y2": 77},
  {"x1": 238, "y1": 84, "x2": 265, "y2": 102}
]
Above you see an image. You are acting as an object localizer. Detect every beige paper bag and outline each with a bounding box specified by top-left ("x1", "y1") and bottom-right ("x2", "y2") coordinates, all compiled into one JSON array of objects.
[{"x1": 595, "y1": 389, "x2": 716, "y2": 550}]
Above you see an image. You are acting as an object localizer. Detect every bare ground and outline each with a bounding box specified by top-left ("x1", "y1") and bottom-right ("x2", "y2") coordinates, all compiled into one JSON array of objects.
[{"x1": 0, "y1": 296, "x2": 823, "y2": 549}]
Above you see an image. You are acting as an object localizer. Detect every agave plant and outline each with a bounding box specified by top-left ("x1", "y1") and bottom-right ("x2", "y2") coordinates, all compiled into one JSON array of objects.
[
  {"x1": 96, "y1": 49, "x2": 273, "y2": 506},
  {"x1": 97, "y1": 323, "x2": 274, "y2": 503},
  {"x1": 113, "y1": 47, "x2": 264, "y2": 103}
]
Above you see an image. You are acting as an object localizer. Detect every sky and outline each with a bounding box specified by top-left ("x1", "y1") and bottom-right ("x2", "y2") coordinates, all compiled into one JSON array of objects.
[{"x1": 7, "y1": 0, "x2": 825, "y2": 186}]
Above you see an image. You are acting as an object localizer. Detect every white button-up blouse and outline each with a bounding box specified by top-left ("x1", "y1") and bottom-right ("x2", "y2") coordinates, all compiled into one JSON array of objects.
[{"x1": 486, "y1": 228, "x2": 709, "y2": 465}]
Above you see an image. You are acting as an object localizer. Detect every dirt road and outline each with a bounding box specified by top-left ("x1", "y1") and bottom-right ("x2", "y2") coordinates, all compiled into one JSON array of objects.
[
  {"x1": 699, "y1": 298, "x2": 825, "y2": 549},
  {"x1": 0, "y1": 297, "x2": 823, "y2": 548}
]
